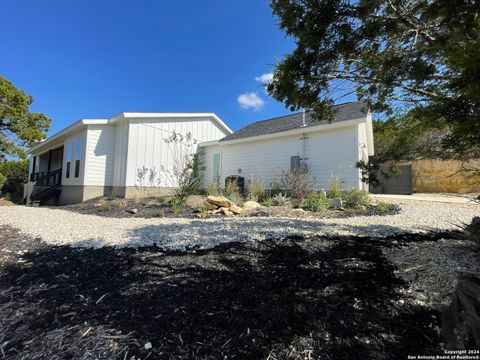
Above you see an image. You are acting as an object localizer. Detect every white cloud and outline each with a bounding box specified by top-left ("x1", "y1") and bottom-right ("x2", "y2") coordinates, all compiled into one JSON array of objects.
[
  {"x1": 238, "y1": 92, "x2": 265, "y2": 110},
  {"x1": 255, "y1": 72, "x2": 274, "y2": 84}
]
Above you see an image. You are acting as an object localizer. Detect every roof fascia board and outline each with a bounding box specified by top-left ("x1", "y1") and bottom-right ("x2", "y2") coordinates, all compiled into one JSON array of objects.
[
  {"x1": 111, "y1": 112, "x2": 233, "y2": 134},
  {"x1": 29, "y1": 119, "x2": 109, "y2": 154}
]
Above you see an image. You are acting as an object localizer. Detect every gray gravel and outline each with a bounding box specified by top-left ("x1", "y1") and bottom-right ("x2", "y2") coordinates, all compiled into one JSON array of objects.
[{"x1": 0, "y1": 200, "x2": 478, "y2": 250}]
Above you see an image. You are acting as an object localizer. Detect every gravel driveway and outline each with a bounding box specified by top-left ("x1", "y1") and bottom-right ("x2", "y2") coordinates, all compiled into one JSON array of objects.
[{"x1": 0, "y1": 200, "x2": 478, "y2": 250}]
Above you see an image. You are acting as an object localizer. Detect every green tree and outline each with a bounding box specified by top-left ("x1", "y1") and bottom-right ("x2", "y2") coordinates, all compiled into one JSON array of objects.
[
  {"x1": 0, "y1": 160, "x2": 29, "y2": 203},
  {"x1": 0, "y1": 76, "x2": 51, "y2": 159},
  {"x1": 268, "y1": 0, "x2": 480, "y2": 157}
]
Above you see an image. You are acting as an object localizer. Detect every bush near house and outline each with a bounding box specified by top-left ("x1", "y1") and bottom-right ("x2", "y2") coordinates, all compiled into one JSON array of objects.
[
  {"x1": 0, "y1": 160, "x2": 29, "y2": 203},
  {"x1": 302, "y1": 192, "x2": 330, "y2": 212},
  {"x1": 342, "y1": 190, "x2": 371, "y2": 210}
]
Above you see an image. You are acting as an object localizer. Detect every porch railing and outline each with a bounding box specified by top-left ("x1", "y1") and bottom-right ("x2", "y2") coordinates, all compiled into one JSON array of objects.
[{"x1": 31, "y1": 169, "x2": 62, "y2": 187}]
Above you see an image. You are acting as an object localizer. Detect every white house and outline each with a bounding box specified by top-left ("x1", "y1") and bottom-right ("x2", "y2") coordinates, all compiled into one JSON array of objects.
[
  {"x1": 24, "y1": 102, "x2": 373, "y2": 205},
  {"x1": 200, "y1": 102, "x2": 374, "y2": 191},
  {"x1": 24, "y1": 113, "x2": 232, "y2": 205}
]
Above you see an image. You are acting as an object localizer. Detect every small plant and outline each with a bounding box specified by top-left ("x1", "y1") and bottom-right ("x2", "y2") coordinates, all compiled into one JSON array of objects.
[
  {"x1": 111, "y1": 198, "x2": 128, "y2": 208},
  {"x1": 206, "y1": 181, "x2": 221, "y2": 196},
  {"x1": 157, "y1": 196, "x2": 171, "y2": 204},
  {"x1": 197, "y1": 202, "x2": 210, "y2": 218},
  {"x1": 248, "y1": 175, "x2": 266, "y2": 202},
  {"x1": 291, "y1": 199, "x2": 302, "y2": 209},
  {"x1": 154, "y1": 210, "x2": 166, "y2": 218},
  {"x1": 132, "y1": 194, "x2": 141, "y2": 204},
  {"x1": 376, "y1": 201, "x2": 393, "y2": 213},
  {"x1": 170, "y1": 198, "x2": 184, "y2": 214},
  {"x1": 270, "y1": 180, "x2": 282, "y2": 196},
  {"x1": 302, "y1": 192, "x2": 330, "y2": 212},
  {"x1": 260, "y1": 198, "x2": 273, "y2": 207},
  {"x1": 328, "y1": 177, "x2": 342, "y2": 198},
  {"x1": 272, "y1": 193, "x2": 290, "y2": 206},
  {"x1": 342, "y1": 189, "x2": 371, "y2": 210},
  {"x1": 98, "y1": 204, "x2": 112, "y2": 212}
]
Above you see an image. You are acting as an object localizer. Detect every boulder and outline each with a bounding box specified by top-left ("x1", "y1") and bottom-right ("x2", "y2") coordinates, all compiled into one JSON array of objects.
[
  {"x1": 207, "y1": 195, "x2": 231, "y2": 208},
  {"x1": 243, "y1": 200, "x2": 261, "y2": 211},
  {"x1": 219, "y1": 207, "x2": 233, "y2": 216},
  {"x1": 329, "y1": 198, "x2": 343, "y2": 208},
  {"x1": 186, "y1": 195, "x2": 206, "y2": 209},
  {"x1": 126, "y1": 208, "x2": 138, "y2": 214},
  {"x1": 205, "y1": 202, "x2": 218, "y2": 210},
  {"x1": 229, "y1": 204, "x2": 244, "y2": 214}
]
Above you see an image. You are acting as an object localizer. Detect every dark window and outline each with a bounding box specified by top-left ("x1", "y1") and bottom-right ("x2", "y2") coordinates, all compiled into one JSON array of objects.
[
  {"x1": 66, "y1": 162, "x2": 71, "y2": 178},
  {"x1": 74, "y1": 160, "x2": 80, "y2": 178}
]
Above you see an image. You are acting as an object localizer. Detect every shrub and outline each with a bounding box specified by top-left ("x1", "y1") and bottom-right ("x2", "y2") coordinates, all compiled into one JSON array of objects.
[
  {"x1": 291, "y1": 199, "x2": 302, "y2": 209},
  {"x1": 302, "y1": 192, "x2": 330, "y2": 212},
  {"x1": 0, "y1": 160, "x2": 29, "y2": 203},
  {"x1": 154, "y1": 210, "x2": 166, "y2": 218},
  {"x1": 225, "y1": 179, "x2": 240, "y2": 198},
  {"x1": 248, "y1": 175, "x2": 266, "y2": 202},
  {"x1": 197, "y1": 202, "x2": 210, "y2": 218},
  {"x1": 270, "y1": 179, "x2": 282, "y2": 196},
  {"x1": 328, "y1": 177, "x2": 342, "y2": 198},
  {"x1": 376, "y1": 201, "x2": 393, "y2": 213},
  {"x1": 272, "y1": 193, "x2": 290, "y2": 206},
  {"x1": 342, "y1": 190, "x2": 371, "y2": 210},
  {"x1": 278, "y1": 168, "x2": 316, "y2": 200},
  {"x1": 206, "y1": 181, "x2": 221, "y2": 196},
  {"x1": 161, "y1": 131, "x2": 205, "y2": 202},
  {"x1": 98, "y1": 204, "x2": 112, "y2": 212}
]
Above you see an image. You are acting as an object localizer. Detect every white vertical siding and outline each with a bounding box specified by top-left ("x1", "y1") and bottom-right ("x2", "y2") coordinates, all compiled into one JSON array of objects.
[
  {"x1": 202, "y1": 124, "x2": 360, "y2": 190},
  {"x1": 84, "y1": 125, "x2": 116, "y2": 186},
  {"x1": 112, "y1": 119, "x2": 129, "y2": 187},
  {"x1": 124, "y1": 117, "x2": 228, "y2": 187}
]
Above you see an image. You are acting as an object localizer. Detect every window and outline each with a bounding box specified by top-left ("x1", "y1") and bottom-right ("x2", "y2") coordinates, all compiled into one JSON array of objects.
[
  {"x1": 74, "y1": 140, "x2": 81, "y2": 178},
  {"x1": 65, "y1": 143, "x2": 72, "y2": 178}
]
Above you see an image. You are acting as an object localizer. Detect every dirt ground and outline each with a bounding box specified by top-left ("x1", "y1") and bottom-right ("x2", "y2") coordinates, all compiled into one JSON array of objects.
[{"x1": 1, "y1": 225, "x2": 476, "y2": 359}]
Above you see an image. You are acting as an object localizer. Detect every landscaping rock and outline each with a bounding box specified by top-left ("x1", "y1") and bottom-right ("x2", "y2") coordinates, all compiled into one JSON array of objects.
[
  {"x1": 207, "y1": 196, "x2": 231, "y2": 208},
  {"x1": 205, "y1": 202, "x2": 218, "y2": 211},
  {"x1": 243, "y1": 201, "x2": 261, "y2": 211},
  {"x1": 126, "y1": 208, "x2": 138, "y2": 214},
  {"x1": 219, "y1": 207, "x2": 233, "y2": 216},
  {"x1": 329, "y1": 198, "x2": 343, "y2": 208},
  {"x1": 229, "y1": 204, "x2": 244, "y2": 214},
  {"x1": 186, "y1": 195, "x2": 206, "y2": 209}
]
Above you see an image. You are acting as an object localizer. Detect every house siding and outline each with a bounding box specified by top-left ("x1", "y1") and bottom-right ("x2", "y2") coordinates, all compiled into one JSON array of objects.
[
  {"x1": 124, "y1": 117, "x2": 228, "y2": 187},
  {"x1": 84, "y1": 125, "x2": 116, "y2": 186},
  {"x1": 201, "y1": 124, "x2": 361, "y2": 190}
]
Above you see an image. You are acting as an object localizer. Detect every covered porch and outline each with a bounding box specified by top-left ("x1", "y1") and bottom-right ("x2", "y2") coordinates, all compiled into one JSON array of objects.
[{"x1": 25, "y1": 146, "x2": 64, "y2": 204}]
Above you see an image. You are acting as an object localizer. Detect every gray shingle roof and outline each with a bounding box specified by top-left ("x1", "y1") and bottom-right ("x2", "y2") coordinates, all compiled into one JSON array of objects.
[{"x1": 221, "y1": 101, "x2": 368, "y2": 142}]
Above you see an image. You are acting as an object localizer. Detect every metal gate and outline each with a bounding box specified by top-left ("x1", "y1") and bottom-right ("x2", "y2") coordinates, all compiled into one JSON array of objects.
[{"x1": 370, "y1": 164, "x2": 413, "y2": 195}]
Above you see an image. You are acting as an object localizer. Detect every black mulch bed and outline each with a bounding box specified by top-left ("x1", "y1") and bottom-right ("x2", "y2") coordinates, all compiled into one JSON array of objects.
[{"x1": 0, "y1": 226, "x2": 454, "y2": 359}]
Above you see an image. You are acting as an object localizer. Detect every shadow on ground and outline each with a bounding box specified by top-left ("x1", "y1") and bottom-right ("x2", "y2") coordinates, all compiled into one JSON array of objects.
[{"x1": 0, "y1": 229, "x2": 444, "y2": 359}]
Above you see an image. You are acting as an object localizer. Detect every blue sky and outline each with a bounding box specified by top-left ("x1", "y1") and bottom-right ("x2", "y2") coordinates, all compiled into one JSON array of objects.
[{"x1": 0, "y1": 0, "x2": 301, "y2": 135}]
